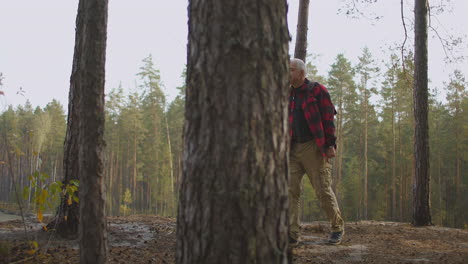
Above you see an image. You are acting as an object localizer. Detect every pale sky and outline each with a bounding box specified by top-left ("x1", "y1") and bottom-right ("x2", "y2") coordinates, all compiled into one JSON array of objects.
[{"x1": 0, "y1": 0, "x2": 467, "y2": 110}]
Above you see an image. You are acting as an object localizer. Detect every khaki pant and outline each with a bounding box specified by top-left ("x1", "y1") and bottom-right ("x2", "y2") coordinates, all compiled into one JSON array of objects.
[{"x1": 289, "y1": 141, "x2": 344, "y2": 240}]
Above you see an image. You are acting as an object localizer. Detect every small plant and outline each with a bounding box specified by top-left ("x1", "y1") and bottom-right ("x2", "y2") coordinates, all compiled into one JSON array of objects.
[
  {"x1": 23, "y1": 172, "x2": 79, "y2": 229},
  {"x1": 120, "y1": 188, "x2": 132, "y2": 216},
  {"x1": 0, "y1": 241, "x2": 11, "y2": 259}
]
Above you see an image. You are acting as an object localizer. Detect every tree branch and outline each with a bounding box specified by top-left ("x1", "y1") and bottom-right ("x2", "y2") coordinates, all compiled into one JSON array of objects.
[{"x1": 400, "y1": 0, "x2": 408, "y2": 73}]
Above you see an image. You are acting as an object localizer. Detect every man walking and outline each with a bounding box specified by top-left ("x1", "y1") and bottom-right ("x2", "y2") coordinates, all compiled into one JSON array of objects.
[{"x1": 288, "y1": 58, "x2": 344, "y2": 245}]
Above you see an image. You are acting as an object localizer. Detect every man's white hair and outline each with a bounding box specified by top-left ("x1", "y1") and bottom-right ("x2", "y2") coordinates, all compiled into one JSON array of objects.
[{"x1": 291, "y1": 58, "x2": 306, "y2": 72}]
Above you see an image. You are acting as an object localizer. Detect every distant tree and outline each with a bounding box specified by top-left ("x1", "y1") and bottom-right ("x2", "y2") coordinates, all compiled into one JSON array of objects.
[
  {"x1": 327, "y1": 54, "x2": 357, "y2": 203},
  {"x1": 355, "y1": 47, "x2": 379, "y2": 220},
  {"x1": 380, "y1": 54, "x2": 400, "y2": 221},
  {"x1": 104, "y1": 86, "x2": 124, "y2": 216},
  {"x1": 305, "y1": 54, "x2": 326, "y2": 84},
  {"x1": 176, "y1": 0, "x2": 290, "y2": 263},
  {"x1": 0, "y1": 72, "x2": 4, "y2": 94},
  {"x1": 445, "y1": 70, "x2": 467, "y2": 228},
  {"x1": 412, "y1": 0, "x2": 431, "y2": 226},
  {"x1": 137, "y1": 55, "x2": 170, "y2": 214},
  {"x1": 166, "y1": 77, "x2": 185, "y2": 204},
  {"x1": 43, "y1": 100, "x2": 66, "y2": 182}
]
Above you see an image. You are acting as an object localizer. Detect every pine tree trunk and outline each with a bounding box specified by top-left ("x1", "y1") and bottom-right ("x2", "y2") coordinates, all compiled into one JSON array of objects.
[
  {"x1": 335, "y1": 91, "x2": 344, "y2": 203},
  {"x1": 165, "y1": 115, "x2": 175, "y2": 216},
  {"x1": 437, "y1": 148, "x2": 442, "y2": 225},
  {"x1": 133, "y1": 126, "x2": 137, "y2": 213},
  {"x1": 412, "y1": 0, "x2": 431, "y2": 226},
  {"x1": 294, "y1": 0, "x2": 310, "y2": 62},
  {"x1": 108, "y1": 151, "x2": 114, "y2": 216},
  {"x1": 115, "y1": 153, "x2": 121, "y2": 216},
  {"x1": 177, "y1": 1, "x2": 290, "y2": 263},
  {"x1": 62, "y1": 0, "x2": 110, "y2": 263},
  {"x1": 363, "y1": 89, "x2": 368, "y2": 220},
  {"x1": 398, "y1": 116, "x2": 404, "y2": 221},
  {"x1": 454, "y1": 134, "x2": 460, "y2": 227},
  {"x1": 391, "y1": 100, "x2": 396, "y2": 221}
]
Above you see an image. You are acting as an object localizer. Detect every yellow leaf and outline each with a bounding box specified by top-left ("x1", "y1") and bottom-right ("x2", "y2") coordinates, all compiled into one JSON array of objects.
[
  {"x1": 37, "y1": 211, "x2": 43, "y2": 222},
  {"x1": 32, "y1": 241, "x2": 39, "y2": 249},
  {"x1": 64, "y1": 215, "x2": 68, "y2": 221},
  {"x1": 27, "y1": 249, "x2": 36, "y2": 255},
  {"x1": 42, "y1": 225, "x2": 48, "y2": 231},
  {"x1": 67, "y1": 196, "x2": 72, "y2": 205}
]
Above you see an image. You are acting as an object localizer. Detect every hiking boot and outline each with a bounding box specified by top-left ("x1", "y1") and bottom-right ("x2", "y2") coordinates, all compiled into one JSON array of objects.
[
  {"x1": 289, "y1": 236, "x2": 299, "y2": 247},
  {"x1": 328, "y1": 231, "x2": 344, "y2": 245}
]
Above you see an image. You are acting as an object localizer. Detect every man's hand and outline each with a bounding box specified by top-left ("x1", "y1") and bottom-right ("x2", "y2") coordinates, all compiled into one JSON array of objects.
[{"x1": 325, "y1": 146, "x2": 336, "y2": 162}]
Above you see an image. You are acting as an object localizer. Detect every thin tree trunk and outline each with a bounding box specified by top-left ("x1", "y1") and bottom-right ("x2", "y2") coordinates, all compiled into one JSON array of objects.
[
  {"x1": 398, "y1": 116, "x2": 404, "y2": 222},
  {"x1": 108, "y1": 151, "x2": 114, "y2": 216},
  {"x1": 165, "y1": 115, "x2": 175, "y2": 216},
  {"x1": 437, "y1": 147, "x2": 442, "y2": 226},
  {"x1": 454, "y1": 135, "x2": 460, "y2": 227},
  {"x1": 335, "y1": 89, "x2": 344, "y2": 203},
  {"x1": 294, "y1": 0, "x2": 310, "y2": 62},
  {"x1": 391, "y1": 99, "x2": 396, "y2": 221},
  {"x1": 363, "y1": 89, "x2": 368, "y2": 220},
  {"x1": 115, "y1": 152, "x2": 121, "y2": 216},
  {"x1": 133, "y1": 125, "x2": 137, "y2": 213},
  {"x1": 177, "y1": 1, "x2": 290, "y2": 263},
  {"x1": 412, "y1": 0, "x2": 431, "y2": 226}
]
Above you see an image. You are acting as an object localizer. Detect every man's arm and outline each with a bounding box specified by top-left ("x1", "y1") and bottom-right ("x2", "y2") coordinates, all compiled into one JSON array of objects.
[{"x1": 317, "y1": 84, "x2": 337, "y2": 149}]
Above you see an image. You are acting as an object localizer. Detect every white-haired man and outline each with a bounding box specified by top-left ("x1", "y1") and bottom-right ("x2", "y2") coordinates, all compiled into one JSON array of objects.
[{"x1": 288, "y1": 58, "x2": 344, "y2": 246}]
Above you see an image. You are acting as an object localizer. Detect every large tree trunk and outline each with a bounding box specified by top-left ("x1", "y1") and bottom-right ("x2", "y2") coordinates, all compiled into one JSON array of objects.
[
  {"x1": 73, "y1": 0, "x2": 109, "y2": 263},
  {"x1": 294, "y1": 0, "x2": 310, "y2": 62},
  {"x1": 176, "y1": 1, "x2": 290, "y2": 263},
  {"x1": 412, "y1": 0, "x2": 431, "y2": 226}
]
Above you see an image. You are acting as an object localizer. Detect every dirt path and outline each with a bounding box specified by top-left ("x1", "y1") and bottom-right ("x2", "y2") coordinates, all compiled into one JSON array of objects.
[
  {"x1": 294, "y1": 221, "x2": 468, "y2": 263},
  {"x1": 0, "y1": 216, "x2": 467, "y2": 263}
]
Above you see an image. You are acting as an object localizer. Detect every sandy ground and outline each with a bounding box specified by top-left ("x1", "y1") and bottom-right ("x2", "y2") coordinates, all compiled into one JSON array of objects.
[{"x1": 0, "y1": 215, "x2": 467, "y2": 263}]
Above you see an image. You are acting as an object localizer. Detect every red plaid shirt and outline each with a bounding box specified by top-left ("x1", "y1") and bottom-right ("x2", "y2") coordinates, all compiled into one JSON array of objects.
[{"x1": 289, "y1": 79, "x2": 337, "y2": 156}]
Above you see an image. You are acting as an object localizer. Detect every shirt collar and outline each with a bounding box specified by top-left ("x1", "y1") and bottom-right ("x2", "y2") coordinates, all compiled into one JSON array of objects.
[{"x1": 292, "y1": 78, "x2": 310, "y2": 91}]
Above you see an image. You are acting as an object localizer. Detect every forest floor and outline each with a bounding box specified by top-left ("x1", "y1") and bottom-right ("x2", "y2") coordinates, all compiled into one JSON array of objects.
[{"x1": 0, "y1": 212, "x2": 467, "y2": 263}]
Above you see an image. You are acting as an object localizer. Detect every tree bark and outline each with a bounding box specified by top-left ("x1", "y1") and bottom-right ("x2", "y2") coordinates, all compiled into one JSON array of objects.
[
  {"x1": 334, "y1": 83, "x2": 344, "y2": 203},
  {"x1": 398, "y1": 116, "x2": 404, "y2": 221},
  {"x1": 133, "y1": 123, "x2": 137, "y2": 213},
  {"x1": 294, "y1": 0, "x2": 310, "y2": 62},
  {"x1": 176, "y1": 1, "x2": 290, "y2": 263},
  {"x1": 412, "y1": 0, "x2": 431, "y2": 226},
  {"x1": 363, "y1": 82, "x2": 369, "y2": 220},
  {"x1": 391, "y1": 98, "x2": 396, "y2": 221},
  {"x1": 165, "y1": 115, "x2": 175, "y2": 216},
  {"x1": 72, "y1": 0, "x2": 109, "y2": 263}
]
